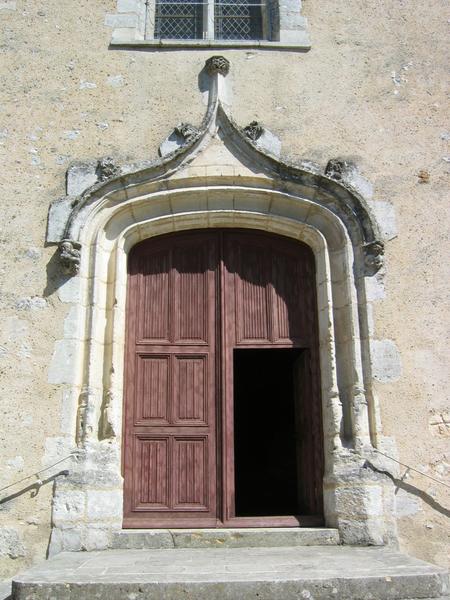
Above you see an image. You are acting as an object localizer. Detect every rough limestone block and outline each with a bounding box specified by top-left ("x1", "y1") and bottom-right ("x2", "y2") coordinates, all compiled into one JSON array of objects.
[
  {"x1": 368, "y1": 200, "x2": 398, "y2": 241},
  {"x1": 52, "y1": 491, "x2": 86, "y2": 526},
  {"x1": 47, "y1": 196, "x2": 74, "y2": 243},
  {"x1": 371, "y1": 339, "x2": 402, "y2": 383},
  {"x1": 159, "y1": 131, "x2": 185, "y2": 157},
  {"x1": 48, "y1": 339, "x2": 79, "y2": 385},
  {"x1": 333, "y1": 486, "x2": 383, "y2": 518},
  {"x1": 117, "y1": 0, "x2": 140, "y2": 12},
  {"x1": 60, "y1": 528, "x2": 82, "y2": 552},
  {"x1": 0, "y1": 527, "x2": 26, "y2": 559},
  {"x1": 66, "y1": 161, "x2": 98, "y2": 196},
  {"x1": 56, "y1": 276, "x2": 81, "y2": 304},
  {"x1": 82, "y1": 527, "x2": 111, "y2": 551},
  {"x1": 279, "y1": 30, "x2": 310, "y2": 45},
  {"x1": 111, "y1": 27, "x2": 138, "y2": 43},
  {"x1": 104, "y1": 13, "x2": 138, "y2": 28},
  {"x1": 365, "y1": 272, "x2": 386, "y2": 302},
  {"x1": 112, "y1": 530, "x2": 174, "y2": 550},
  {"x1": 338, "y1": 518, "x2": 385, "y2": 546},
  {"x1": 255, "y1": 129, "x2": 281, "y2": 158},
  {"x1": 87, "y1": 490, "x2": 122, "y2": 520}
]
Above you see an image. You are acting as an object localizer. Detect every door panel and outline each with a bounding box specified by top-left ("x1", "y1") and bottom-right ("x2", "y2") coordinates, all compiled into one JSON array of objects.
[
  {"x1": 222, "y1": 231, "x2": 323, "y2": 524},
  {"x1": 139, "y1": 250, "x2": 170, "y2": 343},
  {"x1": 135, "y1": 355, "x2": 170, "y2": 425},
  {"x1": 123, "y1": 229, "x2": 323, "y2": 527},
  {"x1": 123, "y1": 232, "x2": 218, "y2": 526},
  {"x1": 173, "y1": 355, "x2": 208, "y2": 425},
  {"x1": 173, "y1": 436, "x2": 209, "y2": 509}
]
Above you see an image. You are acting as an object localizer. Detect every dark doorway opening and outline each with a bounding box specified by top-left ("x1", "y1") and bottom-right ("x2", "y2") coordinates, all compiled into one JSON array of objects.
[{"x1": 233, "y1": 348, "x2": 303, "y2": 517}]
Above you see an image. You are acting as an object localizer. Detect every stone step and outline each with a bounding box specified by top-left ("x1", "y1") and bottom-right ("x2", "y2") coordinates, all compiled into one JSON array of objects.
[
  {"x1": 112, "y1": 527, "x2": 340, "y2": 549},
  {"x1": 12, "y1": 546, "x2": 449, "y2": 600}
]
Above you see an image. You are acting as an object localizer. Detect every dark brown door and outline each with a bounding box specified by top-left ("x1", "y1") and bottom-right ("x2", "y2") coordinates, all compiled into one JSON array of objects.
[
  {"x1": 222, "y1": 232, "x2": 323, "y2": 526},
  {"x1": 123, "y1": 232, "x2": 219, "y2": 527},
  {"x1": 123, "y1": 230, "x2": 323, "y2": 528}
]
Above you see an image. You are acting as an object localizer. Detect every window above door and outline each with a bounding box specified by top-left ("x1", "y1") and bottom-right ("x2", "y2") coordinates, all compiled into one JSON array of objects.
[{"x1": 106, "y1": 0, "x2": 310, "y2": 49}]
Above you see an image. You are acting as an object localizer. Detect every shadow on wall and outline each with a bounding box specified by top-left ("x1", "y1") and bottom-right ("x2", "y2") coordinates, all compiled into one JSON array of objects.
[
  {"x1": 365, "y1": 461, "x2": 450, "y2": 519},
  {"x1": 43, "y1": 246, "x2": 72, "y2": 297},
  {"x1": 0, "y1": 471, "x2": 69, "y2": 507}
]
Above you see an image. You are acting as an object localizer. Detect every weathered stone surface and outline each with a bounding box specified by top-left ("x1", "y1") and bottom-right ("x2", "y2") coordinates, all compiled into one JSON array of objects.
[
  {"x1": 371, "y1": 339, "x2": 403, "y2": 383},
  {"x1": 112, "y1": 528, "x2": 340, "y2": 550},
  {"x1": 111, "y1": 530, "x2": 174, "y2": 550},
  {"x1": 86, "y1": 491, "x2": 122, "y2": 520},
  {"x1": 47, "y1": 196, "x2": 75, "y2": 243},
  {"x1": 0, "y1": 529, "x2": 25, "y2": 560},
  {"x1": 66, "y1": 162, "x2": 97, "y2": 196},
  {"x1": 11, "y1": 547, "x2": 449, "y2": 600},
  {"x1": 52, "y1": 491, "x2": 85, "y2": 526}
]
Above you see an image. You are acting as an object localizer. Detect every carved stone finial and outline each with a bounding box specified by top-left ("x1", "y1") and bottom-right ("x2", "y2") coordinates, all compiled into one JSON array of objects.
[
  {"x1": 325, "y1": 158, "x2": 353, "y2": 181},
  {"x1": 97, "y1": 156, "x2": 120, "y2": 181},
  {"x1": 205, "y1": 56, "x2": 230, "y2": 76},
  {"x1": 59, "y1": 239, "x2": 81, "y2": 275},
  {"x1": 364, "y1": 241, "x2": 384, "y2": 273},
  {"x1": 243, "y1": 121, "x2": 264, "y2": 142},
  {"x1": 174, "y1": 122, "x2": 201, "y2": 143}
]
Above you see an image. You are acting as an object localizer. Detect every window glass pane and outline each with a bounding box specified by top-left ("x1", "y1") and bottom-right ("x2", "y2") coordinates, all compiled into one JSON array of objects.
[
  {"x1": 155, "y1": 0, "x2": 204, "y2": 39},
  {"x1": 215, "y1": 0, "x2": 263, "y2": 40}
]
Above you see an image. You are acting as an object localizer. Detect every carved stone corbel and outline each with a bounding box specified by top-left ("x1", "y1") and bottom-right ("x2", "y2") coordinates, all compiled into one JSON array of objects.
[
  {"x1": 243, "y1": 121, "x2": 264, "y2": 142},
  {"x1": 205, "y1": 56, "x2": 230, "y2": 77},
  {"x1": 364, "y1": 240, "x2": 384, "y2": 274},
  {"x1": 174, "y1": 123, "x2": 201, "y2": 143},
  {"x1": 59, "y1": 239, "x2": 81, "y2": 275},
  {"x1": 97, "y1": 156, "x2": 120, "y2": 181},
  {"x1": 325, "y1": 158, "x2": 352, "y2": 181}
]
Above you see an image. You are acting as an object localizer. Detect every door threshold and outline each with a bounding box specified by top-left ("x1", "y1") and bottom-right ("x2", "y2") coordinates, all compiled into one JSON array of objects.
[{"x1": 113, "y1": 527, "x2": 340, "y2": 549}]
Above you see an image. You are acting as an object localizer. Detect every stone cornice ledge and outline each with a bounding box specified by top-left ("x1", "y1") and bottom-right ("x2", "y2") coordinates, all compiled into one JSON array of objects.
[{"x1": 109, "y1": 38, "x2": 311, "y2": 51}]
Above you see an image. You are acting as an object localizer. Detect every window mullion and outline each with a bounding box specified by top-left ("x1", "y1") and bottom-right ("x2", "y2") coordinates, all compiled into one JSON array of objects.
[{"x1": 205, "y1": 0, "x2": 214, "y2": 39}]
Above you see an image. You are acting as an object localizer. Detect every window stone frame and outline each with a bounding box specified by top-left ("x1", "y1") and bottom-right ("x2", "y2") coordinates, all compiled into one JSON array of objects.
[{"x1": 105, "y1": 0, "x2": 310, "y2": 49}]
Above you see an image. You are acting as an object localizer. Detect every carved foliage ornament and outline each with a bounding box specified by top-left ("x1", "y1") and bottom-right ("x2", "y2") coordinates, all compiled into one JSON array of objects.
[
  {"x1": 205, "y1": 56, "x2": 230, "y2": 76},
  {"x1": 97, "y1": 156, "x2": 120, "y2": 182},
  {"x1": 174, "y1": 122, "x2": 201, "y2": 143},
  {"x1": 59, "y1": 239, "x2": 81, "y2": 275},
  {"x1": 364, "y1": 241, "x2": 384, "y2": 272}
]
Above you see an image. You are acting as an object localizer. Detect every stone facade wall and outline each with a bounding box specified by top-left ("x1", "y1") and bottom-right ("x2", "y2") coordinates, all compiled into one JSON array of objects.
[{"x1": 0, "y1": 0, "x2": 448, "y2": 579}]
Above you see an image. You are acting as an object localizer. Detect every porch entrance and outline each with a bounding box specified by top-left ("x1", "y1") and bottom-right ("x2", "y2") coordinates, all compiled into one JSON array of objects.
[{"x1": 123, "y1": 229, "x2": 323, "y2": 528}]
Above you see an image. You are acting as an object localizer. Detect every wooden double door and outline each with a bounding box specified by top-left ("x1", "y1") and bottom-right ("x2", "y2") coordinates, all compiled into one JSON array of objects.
[{"x1": 123, "y1": 229, "x2": 323, "y2": 528}]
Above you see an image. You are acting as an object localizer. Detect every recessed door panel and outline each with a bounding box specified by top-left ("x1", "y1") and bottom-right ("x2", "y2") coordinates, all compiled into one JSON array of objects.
[
  {"x1": 138, "y1": 250, "x2": 171, "y2": 343},
  {"x1": 173, "y1": 355, "x2": 208, "y2": 425},
  {"x1": 173, "y1": 437, "x2": 208, "y2": 509},
  {"x1": 135, "y1": 355, "x2": 170, "y2": 425},
  {"x1": 134, "y1": 436, "x2": 169, "y2": 509}
]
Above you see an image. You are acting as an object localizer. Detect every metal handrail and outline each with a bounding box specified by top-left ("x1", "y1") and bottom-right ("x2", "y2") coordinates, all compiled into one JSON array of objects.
[
  {"x1": 0, "y1": 453, "x2": 76, "y2": 494},
  {"x1": 374, "y1": 449, "x2": 450, "y2": 490}
]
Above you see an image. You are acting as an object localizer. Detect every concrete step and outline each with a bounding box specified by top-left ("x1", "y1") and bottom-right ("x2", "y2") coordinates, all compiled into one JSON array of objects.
[
  {"x1": 0, "y1": 580, "x2": 11, "y2": 600},
  {"x1": 12, "y1": 546, "x2": 449, "y2": 600},
  {"x1": 112, "y1": 527, "x2": 340, "y2": 549}
]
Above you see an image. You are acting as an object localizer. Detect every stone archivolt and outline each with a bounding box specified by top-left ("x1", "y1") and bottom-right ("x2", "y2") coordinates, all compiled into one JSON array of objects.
[{"x1": 46, "y1": 57, "x2": 397, "y2": 554}]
